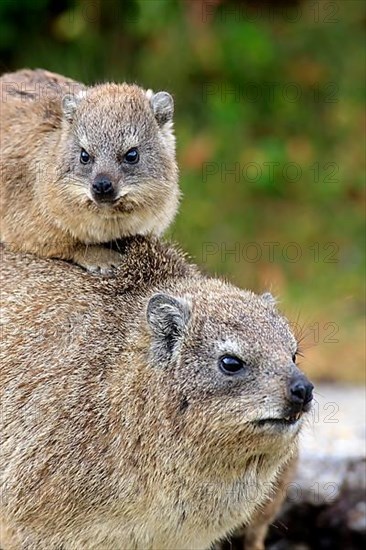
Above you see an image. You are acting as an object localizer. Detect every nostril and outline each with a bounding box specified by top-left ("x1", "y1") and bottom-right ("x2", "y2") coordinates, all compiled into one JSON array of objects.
[
  {"x1": 92, "y1": 177, "x2": 113, "y2": 195},
  {"x1": 102, "y1": 180, "x2": 112, "y2": 193},
  {"x1": 288, "y1": 376, "x2": 314, "y2": 406},
  {"x1": 304, "y1": 382, "x2": 314, "y2": 405},
  {"x1": 290, "y1": 381, "x2": 306, "y2": 403}
]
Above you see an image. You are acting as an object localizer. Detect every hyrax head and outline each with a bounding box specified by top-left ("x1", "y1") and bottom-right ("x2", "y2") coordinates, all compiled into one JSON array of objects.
[
  {"x1": 60, "y1": 83, "x2": 179, "y2": 234},
  {"x1": 146, "y1": 282, "x2": 313, "y2": 458}
]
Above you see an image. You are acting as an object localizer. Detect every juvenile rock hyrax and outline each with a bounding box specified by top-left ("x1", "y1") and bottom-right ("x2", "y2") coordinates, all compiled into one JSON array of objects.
[
  {"x1": 0, "y1": 69, "x2": 179, "y2": 273},
  {"x1": 0, "y1": 237, "x2": 313, "y2": 549}
]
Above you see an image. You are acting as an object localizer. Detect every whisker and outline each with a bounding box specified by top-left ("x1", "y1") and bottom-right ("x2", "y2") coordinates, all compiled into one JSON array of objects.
[
  {"x1": 313, "y1": 390, "x2": 326, "y2": 398},
  {"x1": 55, "y1": 171, "x2": 87, "y2": 188}
]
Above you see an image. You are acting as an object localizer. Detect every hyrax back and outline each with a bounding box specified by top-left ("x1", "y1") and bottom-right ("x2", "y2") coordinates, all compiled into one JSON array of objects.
[
  {"x1": 0, "y1": 69, "x2": 179, "y2": 274},
  {"x1": 0, "y1": 236, "x2": 313, "y2": 549}
]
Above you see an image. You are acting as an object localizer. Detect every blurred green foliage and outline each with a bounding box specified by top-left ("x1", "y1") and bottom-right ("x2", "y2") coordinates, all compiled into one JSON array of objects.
[{"x1": 0, "y1": 0, "x2": 365, "y2": 380}]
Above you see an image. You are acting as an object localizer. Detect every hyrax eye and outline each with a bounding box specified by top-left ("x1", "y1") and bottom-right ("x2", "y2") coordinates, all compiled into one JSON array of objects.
[
  {"x1": 124, "y1": 147, "x2": 139, "y2": 164},
  {"x1": 292, "y1": 353, "x2": 297, "y2": 363},
  {"x1": 219, "y1": 355, "x2": 246, "y2": 376},
  {"x1": 80, "y1": 149, "x2": 91, "y2": 164}
]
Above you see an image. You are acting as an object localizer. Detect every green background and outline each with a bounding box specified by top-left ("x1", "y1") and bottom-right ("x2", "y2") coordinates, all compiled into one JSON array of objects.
[{"x1": 1, "y1": 0, "x2": 364, "y2": 382}]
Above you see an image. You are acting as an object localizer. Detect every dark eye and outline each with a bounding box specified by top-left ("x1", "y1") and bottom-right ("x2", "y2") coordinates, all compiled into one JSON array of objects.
[
  {"x1": 219, "y1": 355, "x2": 246, "y2": 376},
  {"x1": 292, "y1": 353, "x2": 297, "y2": 363},
  {"x1": 124, "y1": 147, "x2": 139, "y2": 164},
  {"x1": 80, "y1": 149, "x2": 91, "y2": 164}
]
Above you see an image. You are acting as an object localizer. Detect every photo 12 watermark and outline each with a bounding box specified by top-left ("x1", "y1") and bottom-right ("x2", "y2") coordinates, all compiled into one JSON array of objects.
[
  {"x1": 198, "y1": 478, "x2": 340, "y2": 505},
  {"x1": 201, "y1": 81, "x2": 339, "y2": 104},
  {"x1": 201, "y1": 1, "x2": 341, "y2": 24},
  {"x1": 201, "y1": 161, "x2": 340, "y2": 185},
  {"x1": 201, "y1": 241, "x2": 340, "y2": 264}
]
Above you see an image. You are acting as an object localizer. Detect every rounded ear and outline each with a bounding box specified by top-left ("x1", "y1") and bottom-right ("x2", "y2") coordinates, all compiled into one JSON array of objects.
[
  {"x1": 261, "y1": 292, "x2": 277, "y2": 307},
  {"x1": 147, "y1": 293, "x2": 191, "y2": 364},
  {"x1": 148, "y1": 91, "x2": 174, "y2": 126},
  {"x1": 62, "y1": 90, "x2": 86, "y2": 122}
]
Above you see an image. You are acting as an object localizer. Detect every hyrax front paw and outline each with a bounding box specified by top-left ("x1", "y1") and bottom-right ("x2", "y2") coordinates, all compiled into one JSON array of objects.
[{"x1": 72, "y1": 246, "x2": 123, "y2": 276}]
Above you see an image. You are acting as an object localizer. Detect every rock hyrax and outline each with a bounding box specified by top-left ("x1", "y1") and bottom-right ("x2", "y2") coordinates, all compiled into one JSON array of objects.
[
  {"x1": 0, "y1": 69, "x2": 179, "y2": 273},
  {"x1": 0, "y1": 237, "x2": 313, "y2": 549}
]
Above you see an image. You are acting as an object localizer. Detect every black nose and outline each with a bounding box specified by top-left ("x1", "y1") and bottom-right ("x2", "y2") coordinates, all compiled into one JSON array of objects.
[
  {"x1": 92, "y1": 175, "x2": 114, "y2": 197},
  {"x1": 288, "y1": 374, "x2": 314, "y2": 408}
]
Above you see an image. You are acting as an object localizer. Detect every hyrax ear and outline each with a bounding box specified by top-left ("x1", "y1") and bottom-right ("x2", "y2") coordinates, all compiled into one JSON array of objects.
[
  {"x1": 62, "y1": 90, "x2": 86, "y2": 122},
  {"x1": 147, "y1": 90, "x2": 174, "y2": 126},
  {"x1": 147, "y1": 293, "x2": 191, "y2": 364},
  {"x1": 261, "y1": 292, "x2": 277, "y2": 307}
]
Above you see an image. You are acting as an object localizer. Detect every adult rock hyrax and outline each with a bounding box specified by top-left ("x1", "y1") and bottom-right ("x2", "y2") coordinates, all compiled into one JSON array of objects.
[
  {"x1": 0, "y1": 237, "x2": 314, "y2": 549},
  {"x1": 0, "y1": 69, "x2": 179, "y2": 273}
]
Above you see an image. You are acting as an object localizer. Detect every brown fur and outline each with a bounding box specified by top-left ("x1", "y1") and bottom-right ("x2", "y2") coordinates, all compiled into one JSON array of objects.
[
  {"x1": 241, "y1": 454, "x2": 298, "y2": 549},
  {"x1": 0, "y1": 237, "x2": 312, "y2": 549},
  {"x1": 211, "y1": 456, "x2": 298, "y2": 550},
  {"x1": 0, "y1": 69, "x2": 179, "y2": 273}
]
